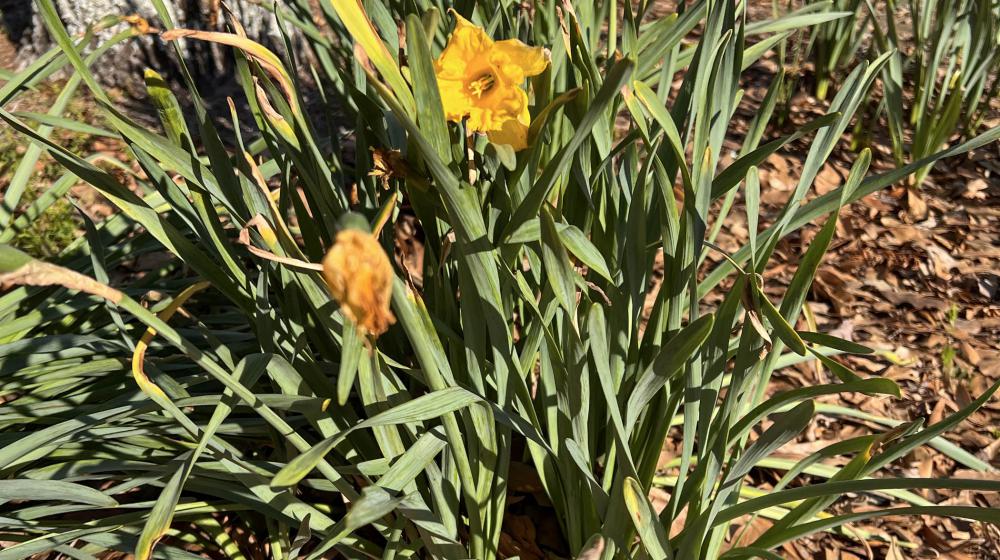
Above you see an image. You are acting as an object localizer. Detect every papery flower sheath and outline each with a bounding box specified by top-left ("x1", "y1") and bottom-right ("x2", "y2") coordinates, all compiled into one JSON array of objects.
[
  {"x1": 322, "y1": 230, "x2": 396, "y2": 337},
  {"x1": 434, "y1": 11, "x2": 548, "y2": 151}
]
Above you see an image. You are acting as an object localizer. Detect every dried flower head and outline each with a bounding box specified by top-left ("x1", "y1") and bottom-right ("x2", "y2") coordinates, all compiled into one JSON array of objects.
[
  {"x1": 322, "y1": 230, "x2": 396, "y2": 337},
  {"x1": 369, "y1": 148, "x2": 411, "y2": 188}
]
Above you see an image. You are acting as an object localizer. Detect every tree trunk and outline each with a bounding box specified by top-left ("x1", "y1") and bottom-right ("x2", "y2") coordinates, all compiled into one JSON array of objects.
[{"x1": 2, "y1": 0, "x2": 304, "y2": 90}]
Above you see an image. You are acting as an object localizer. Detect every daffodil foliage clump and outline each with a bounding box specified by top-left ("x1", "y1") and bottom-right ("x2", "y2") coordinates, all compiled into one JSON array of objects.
[{"x1": 1, "y1": 1, "x2": 999, "y2": 559}]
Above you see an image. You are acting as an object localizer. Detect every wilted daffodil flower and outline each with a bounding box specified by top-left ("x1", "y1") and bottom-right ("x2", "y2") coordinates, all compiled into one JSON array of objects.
[
  {"x1": 322, "y1": 229, "x2": 396, "y2": 337},
  {"x1": 434, "y1": 11, "x2": 548, "y2": 151}
]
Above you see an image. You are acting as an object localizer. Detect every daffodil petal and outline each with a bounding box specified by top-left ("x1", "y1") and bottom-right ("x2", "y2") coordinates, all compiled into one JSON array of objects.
[
  {"x1": 487, "y1": 118, "x2": 529, "y2": 151},
  {"x1": 437, "y1": 77, "x2": 474, "y2": 122},
  {"x1": 467, "y1": 86, "x2": 527, "y2": 132},
  {"x1": 492, "y1": 39, "x2": 548, "y2": 83},
  {"x1": 450, "y1": 10, "x2": 481, "y2": 33},
  {"x1": 435, "y1": 12, "x2": 493, "y2": 80}
]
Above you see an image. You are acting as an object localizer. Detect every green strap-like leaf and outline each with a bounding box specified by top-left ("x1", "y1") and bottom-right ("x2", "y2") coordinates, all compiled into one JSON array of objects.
[
  {"x1": 725, "y1": 401, "x2": 814, "y2": 485},
  {"x1": 746, "y1": 505, "x2": 1000, "y2": 551},
  {"x1": 272, "y1": 387, "x2": 483, "y2": 487},
  {"x1": 623, "y1": 477, "x2": 671, "y2": 560},
  {"x1": 503, "y1": 59, "x2": 634, "y2": 242},
  {"x1": 540, "y1": 208, "x2": 579, "y2": 319},
  {"x1": 798, "y1": 331, "x2": 874, "y2": 354},
  {"x1": 0, "y1": 479, "x2": 117, "y2": 507},
  {"x1": 405, "y1": 13, "x2": 450, "y2": 162},
  {"x1": 626, "y1": 314, "x2": 715, "y2": 431},
  {"x1": 728, "y1": 378, "x2": 899, "y2": 447}
]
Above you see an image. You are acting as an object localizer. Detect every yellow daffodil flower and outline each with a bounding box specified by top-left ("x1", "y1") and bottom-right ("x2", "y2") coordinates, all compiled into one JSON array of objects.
[
  {"x1": 322, "y1": 230, "x2": 396, "y2": 337},
  {"x1": 434, "y1": 11, "x2": 548, "y2": 151}
]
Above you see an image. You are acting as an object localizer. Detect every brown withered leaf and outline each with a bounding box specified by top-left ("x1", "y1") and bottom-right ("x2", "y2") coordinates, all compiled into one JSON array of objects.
[
  {"x1": 499, "y1": 514, "x2": 544, "y2": 560},
  {"x1": 906, "y1": 186, "x2": 929, "y2": 221},
  {"x1": 961, "y1": 178, "x2": 989, "y2": 200},
  {"x1": 871, "y1": 284, "x2": 950, "y2": 311},
  {"x1": 508, "y1": 461, "x2": 545, "y2": 494},
  {"x1": 0, "y1": 260, "x2": 123, "y2": 304}
]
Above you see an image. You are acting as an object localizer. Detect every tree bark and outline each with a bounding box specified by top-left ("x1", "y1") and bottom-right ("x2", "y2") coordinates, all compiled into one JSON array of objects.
[{"x1": 2, "y1": 0, "x2": 304, "y2": 89}]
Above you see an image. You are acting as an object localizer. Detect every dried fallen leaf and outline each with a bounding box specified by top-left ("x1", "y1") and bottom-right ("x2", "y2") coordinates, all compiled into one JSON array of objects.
[
  {"x1": 961, "y1": 178, "x2": 989, "y2": 200},
  {"x1": 907, "y1": 187, "x2": 929, "y2": 221}
]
